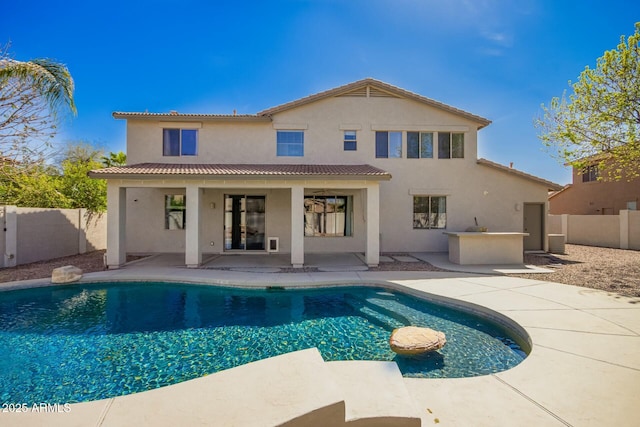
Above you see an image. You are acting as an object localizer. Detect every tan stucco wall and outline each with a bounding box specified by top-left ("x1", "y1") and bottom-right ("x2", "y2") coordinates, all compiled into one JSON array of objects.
[
  {"x1": 549, "y1": 168, "x2": 640, "y2": 215},
  {"x1": 630, "y1": 211, "x2": 640, "y2": 250},
  {"x1": 120, "y1": 95, "x2": 550, "y2": 254},
  {"x1": 549, "y1": 212, "x2": 640, "y2": 250},
  {"x1": 13, "y1": 207, "x2": 106, "y2": 265},
  {"x1": 125, "y1": 186, "x2": 369, "y2": 255},
  {"x1": 567, "y1": 215, "x2": 620, "y2": 248}
]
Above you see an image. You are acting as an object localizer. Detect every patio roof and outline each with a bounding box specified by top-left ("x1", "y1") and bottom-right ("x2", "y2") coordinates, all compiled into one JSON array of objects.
[{"x1": 88, "y1": 163, "x2": 392, "y2": 180}]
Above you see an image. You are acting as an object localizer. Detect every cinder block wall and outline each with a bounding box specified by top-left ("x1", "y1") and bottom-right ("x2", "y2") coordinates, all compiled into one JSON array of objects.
[
  {"x1": 548, "y1": 211, "x2": 639, "y2": 250},
  {"x1": 1, "y1": 206, "x2": 107, "y2": 267}
]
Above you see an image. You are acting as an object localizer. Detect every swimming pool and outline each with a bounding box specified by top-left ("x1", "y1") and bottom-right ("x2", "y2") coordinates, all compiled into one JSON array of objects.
[{"x1": 0, "y1": 282, "x2": 528, "y2": 404}]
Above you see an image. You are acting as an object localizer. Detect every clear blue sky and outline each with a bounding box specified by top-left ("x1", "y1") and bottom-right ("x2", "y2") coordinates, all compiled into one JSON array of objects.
[{"x1": 2, "y1": 0, "x2": 639, "y2": 185}]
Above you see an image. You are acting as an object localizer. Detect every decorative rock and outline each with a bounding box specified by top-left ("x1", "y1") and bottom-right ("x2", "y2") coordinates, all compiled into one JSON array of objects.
[
  {"x1": 51, "y1": 265, "x2": 83, "y2": 284},
  {"x1": 465, "y1": 226, "x2": 488, "y2": 232},
  {"x1": 389, "y1": 326, "x2": 446, "y2": 356}
]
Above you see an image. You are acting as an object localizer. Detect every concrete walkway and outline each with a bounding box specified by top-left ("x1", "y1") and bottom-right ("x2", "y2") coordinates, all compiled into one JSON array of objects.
[{"x1": 1, "y1": 262, "x2": 639, "y2": 426}]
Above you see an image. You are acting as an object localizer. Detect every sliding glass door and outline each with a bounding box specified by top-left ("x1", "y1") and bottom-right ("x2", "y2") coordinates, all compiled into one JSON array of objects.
[{"x1": 224, "y1": 195, "x2": 265, "y2": 250}]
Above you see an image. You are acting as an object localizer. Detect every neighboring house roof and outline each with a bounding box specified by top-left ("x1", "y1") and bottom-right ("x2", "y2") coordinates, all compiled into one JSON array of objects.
[
  {"x1": 112, "y1": 78, "x2": 491, "y2": 128},
  {"x1": 548, "y1": 184, "x2": 572, "y2": 199},
  {"x1": 477, "y1": 158, "x2": 563, "y2": 191},
  {"x1": 88, "y1": 163, "x2": 392, "y2": 180}
]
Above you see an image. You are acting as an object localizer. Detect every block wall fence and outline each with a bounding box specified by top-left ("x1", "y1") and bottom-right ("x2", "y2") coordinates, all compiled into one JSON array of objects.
[
  {"x1": 548, "y1": 210, "x2": 640, "y2": 250},
  {"x1": 0, "y1": 206, "x2": 107, "y2": 268}
]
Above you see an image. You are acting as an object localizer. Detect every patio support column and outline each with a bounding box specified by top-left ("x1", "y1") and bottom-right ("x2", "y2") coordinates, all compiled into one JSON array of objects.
[
  {"x1": 106, "y1": 182, "x2": 126, "y2": 269},
  {"x1": 185, "y1": 185, "x2": 202, "y2": 268},
  {"x1": 365, "y1": 183, "x2": 380, "y2": 267},
  {"x1": 290, "y1": 185, "x2": 304, "y2": 268}
]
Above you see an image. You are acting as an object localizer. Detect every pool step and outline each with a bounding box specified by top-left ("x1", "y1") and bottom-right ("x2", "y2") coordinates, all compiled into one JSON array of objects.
[
  {"x1": 6, "y1": 348, "x2": 421, "y2": 427},
  {"x1": 327, "y1": 360, "x2": 422, "y2": 427},
  {"x1": 345, "y1": 295, "x2": 411, "y2": 331}
]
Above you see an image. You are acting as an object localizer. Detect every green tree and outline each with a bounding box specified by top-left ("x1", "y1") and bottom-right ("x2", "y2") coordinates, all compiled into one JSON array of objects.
[
  {"x1": 0, "y1": 141, "x2": 107, "y2": 214},
  {"x1": 101, "y1": 151, "x2": 127, "y2": 167},
  {"x1": 0, "y1": 164, "x2": 69, "y2": 208},
  {"x1": 537, "y1": 22, "x2": 640, "y2": 181},
  {"x1": 58, "y1": 142, "x2": 107, "y2": 213}
]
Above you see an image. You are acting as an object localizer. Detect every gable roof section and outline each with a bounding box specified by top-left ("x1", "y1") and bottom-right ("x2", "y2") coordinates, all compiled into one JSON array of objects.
[
  {"x1": 257, "y1": 78, "x2": 492, "y2": 129},
  {"x1": 112, "y1": 79, "x2": 491, "y2": 128},
  {"x1": 477, "y1": 158, "x2": 563, "y2": 191},
  {"x1": 89, "y1": 163, "x2": 391, "y2": 180}
]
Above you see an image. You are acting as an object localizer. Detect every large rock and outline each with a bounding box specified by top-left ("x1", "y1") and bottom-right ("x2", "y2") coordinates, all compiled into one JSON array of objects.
[
  {"x1": 389, "y1": 326, "x2": 446, "y2": 356},
  {"x1": 51, "y1": 265, "x2": 83, "y2": 284}
]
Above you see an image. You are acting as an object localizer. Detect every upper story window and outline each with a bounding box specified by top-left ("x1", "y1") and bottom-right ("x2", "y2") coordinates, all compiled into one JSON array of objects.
[
  {"x1": 163, "y1": 129, "x2": 198, "y2": 156},
  {"x1": 375, "y1": 131, "x2": 402, "y2": 158},
  {"x1": 407, "y1": 132, "x2": 434, "y2": 158},
  {"x1": 582, "y1": 165, "x2": 599, "y2": 182},
  {"x1": 344, "y1": 131, "x2": 357, "y2": 151},
  {"x1": 437, "y1": 132, "x2": 464, "y2": 159},
  {"x1": 277, "y1": 131, "x2": 304, "y2": 157}
]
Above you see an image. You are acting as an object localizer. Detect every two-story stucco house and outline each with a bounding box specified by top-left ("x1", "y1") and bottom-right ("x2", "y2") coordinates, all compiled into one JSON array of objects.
[
  {"x1": 549, "y1": 158, "x2": 640, "y2": 215},
  {"x1": 90, "y1": 78, "x2": 561, "y2": 269}
]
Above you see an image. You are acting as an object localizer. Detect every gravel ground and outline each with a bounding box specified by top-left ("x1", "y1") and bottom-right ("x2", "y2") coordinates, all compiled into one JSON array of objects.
[
  {"x1": 511, "y1": 244, "x2": 640, "y2": 297},
  {"x1": 0, "y1": 245, "x2": 638, "y2": 297}
]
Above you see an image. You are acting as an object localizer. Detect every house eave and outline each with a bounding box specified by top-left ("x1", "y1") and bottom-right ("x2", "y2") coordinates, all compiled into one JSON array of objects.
[
  {"x1": 477, "y1": 158, "x2": 563, "y2": 191},
  {"x1": 112, "y1": 112, "x2": 272, "y2": 123},
  {"x1": 88, "y1": 163, "x2": 392, "y2": 182}
]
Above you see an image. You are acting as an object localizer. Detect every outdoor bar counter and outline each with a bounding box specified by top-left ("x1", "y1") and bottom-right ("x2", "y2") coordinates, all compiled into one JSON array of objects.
[{"x1": 443, "y1": 232, "x2": 529, "y2": 265}]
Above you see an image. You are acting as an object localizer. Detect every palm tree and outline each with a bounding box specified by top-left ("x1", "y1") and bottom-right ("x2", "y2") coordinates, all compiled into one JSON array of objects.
[{"x1": 0, "y1": 57, "x2": 76, "y2": 117}]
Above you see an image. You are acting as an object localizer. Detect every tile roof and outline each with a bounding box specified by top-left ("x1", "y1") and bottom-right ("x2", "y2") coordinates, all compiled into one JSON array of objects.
[
  {"x1": 89, "y1": 163, "x2": 392, "y2": 179},
  {"x1": 112, "y1": 112, "x2": 270, "y2": 121},
  {"x1": 477, "y1": 158, "x2": 563, "y2": 191},
  {"x1": 112, "y1": 78, "x2": 491, "y2": 128},
  {"x1": 257, "y1": 78, "x2": 492, "y2": 128}
]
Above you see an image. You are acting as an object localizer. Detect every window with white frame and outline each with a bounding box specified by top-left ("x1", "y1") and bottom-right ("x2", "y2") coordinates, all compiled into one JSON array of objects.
[
  {"x1": 344, "y1": 130, "x2": 357, "y2": 151},
  {"x1": 277, "y1": 130, "x2": 304, "y2": 156},
  {"x1": 165, "y1": 195, "x2": 186, "y2": 229},
  {"x1": 375, "y1": 131, "x2": 402, "y2": 158},
  {"x1": 304, "y1": 195, "x2": 353, "y2": 236},
  {"x1": 407, "y1": 132, "x2": 434, "y2": 158},
  {"x1": 413, "y1": 196, "x2": 446, "y2": 229},
  {"x1": 163, "y1": 129, "x2": 198, "y2": 156},
  {"x1": 437, "y1": 132, "x2": 464, "y2": 159}
]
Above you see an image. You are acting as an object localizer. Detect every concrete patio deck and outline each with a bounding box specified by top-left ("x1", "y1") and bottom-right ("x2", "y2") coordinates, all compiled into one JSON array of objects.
[
  {"x1": 125, "y1": 251, "x2": 554, "y2": 275},
  {"x1": 1, "y1": 259, "x2": 639, "y2": 426}
]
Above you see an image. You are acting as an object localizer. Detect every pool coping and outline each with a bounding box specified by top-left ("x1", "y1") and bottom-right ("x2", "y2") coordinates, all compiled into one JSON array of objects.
[{"x1": 1, "y1": 269, "x2": 639, "y2": 426}]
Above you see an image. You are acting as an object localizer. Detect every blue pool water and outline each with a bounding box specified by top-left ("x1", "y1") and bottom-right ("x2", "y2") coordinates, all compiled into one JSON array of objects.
[{"x1": 0, "y1": 282, "x2": 527, "y2": 404}]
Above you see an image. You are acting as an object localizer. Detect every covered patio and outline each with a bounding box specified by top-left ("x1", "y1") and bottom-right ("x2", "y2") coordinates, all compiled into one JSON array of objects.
[{"x1": 89, "y1": 163, "x2": 391, "y2": 270}]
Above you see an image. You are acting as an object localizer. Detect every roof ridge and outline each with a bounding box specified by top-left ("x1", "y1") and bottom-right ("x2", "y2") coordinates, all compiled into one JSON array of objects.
[{"x1": 256, "y1": 78, "x2": 491, "y2": 128}]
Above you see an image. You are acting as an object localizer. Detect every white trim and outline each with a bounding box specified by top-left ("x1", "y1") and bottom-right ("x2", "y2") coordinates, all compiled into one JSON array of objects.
[
  {"x1": 371, "y1": 125, "x2": 469, "y2": 132},
  {"x1": 158, "y1": 121, "x2": 203, "y2": 128},
  {"x1": 272, "y1": 123, "x2": 308, "y2": 130},
  {"x1": 339, "y1": 124, "x2": 362, "y2": 130},
  {"x1": 408, "y1": 188, "x2": 452, "y2": 196}
]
